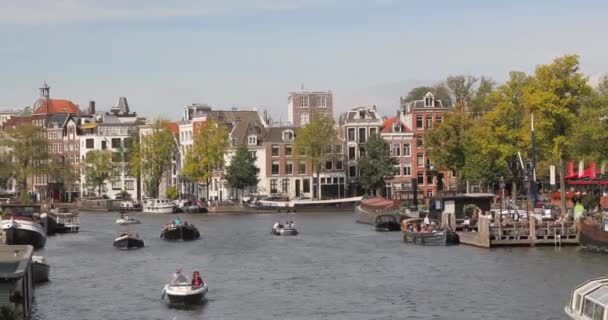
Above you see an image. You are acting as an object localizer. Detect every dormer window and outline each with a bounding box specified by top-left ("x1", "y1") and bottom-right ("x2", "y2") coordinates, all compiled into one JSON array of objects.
[
  {"x1": 282, "y1": 130, "x2": 294, "y2": 141},
  {"x1": 393, "y1": 123, "x2": 401, "y2": 133},
  {"x1": 248, "y1": 135, "x2": 257, "y2": 146},
  {"x1": 424, "y1": 92, "x2": 435, "y2": 107}
]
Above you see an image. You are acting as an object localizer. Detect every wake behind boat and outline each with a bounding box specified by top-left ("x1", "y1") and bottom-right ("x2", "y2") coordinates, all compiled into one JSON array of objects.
[
  {"x1": 161, "y1": 218, "x2": 200, "y2": 241},
  {"x1": 113, "y1": 232, "x2": 144, "y2": 250},
  {"x1": 162, "y1": 270, "x2": 207, "y2": 305},
  {"x1": 1, "y1": 204, "x2": 46, "y2": 249}
]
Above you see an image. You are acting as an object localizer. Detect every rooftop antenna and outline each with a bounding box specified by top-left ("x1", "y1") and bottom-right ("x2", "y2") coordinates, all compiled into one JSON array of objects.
[{"x1": 301, "y1": 83, "x2": 304, "y2": 91}]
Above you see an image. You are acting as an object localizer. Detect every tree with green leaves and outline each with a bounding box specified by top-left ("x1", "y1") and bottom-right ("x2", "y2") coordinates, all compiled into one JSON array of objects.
[
  {"x1": 446, "y1": 75, "x2": 478, "y2": 112},
  {"x1": 357, "y1": 134, "x2": 398, "y2": 196},
  {"x1": 403, "y1": 84, "x2": 452, "y2": 106},
  {"x1": 182, "y1": 121, "x2": 229, "y2": 200},
  {"x1": 83, "y1": 150, "x2": 115, "y2": 197},
  {"x1": 165, "y1": 186, "x2": 179, "y2": 200},
  {"x1": 469, "y1": 76, "x2": 496, "y2": 117},
  {"x1": 0, "y1": 124, "x2": 48, "y2": 203},
  {"x1": 294, "y1": 113, "x2": 337, "y2": 199},
  {"x1": 523, "y1": 54, "x2": 592, "y2": 216},
  {"x1": 135, "y1": 121, "x2": 176, "y2": 198},
  {"x1": 225, "y1": 144, "x2": 259, "y2": 199},
  {"x1": 48, "y1": 156, "x2": 79, "y2": 202},
  {"x1": 424, "y1": 111, "x2": 474, "y2": 191}
]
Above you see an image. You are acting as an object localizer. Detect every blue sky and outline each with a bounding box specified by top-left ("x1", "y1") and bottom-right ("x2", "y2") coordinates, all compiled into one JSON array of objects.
[{"x1": 1, "y1": 0, "x2": 606, "y2": 120}]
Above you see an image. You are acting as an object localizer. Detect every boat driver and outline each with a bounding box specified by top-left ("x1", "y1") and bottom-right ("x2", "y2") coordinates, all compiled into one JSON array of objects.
[{"x1": 192, "y1": 271, "x2": 204, "y2": 286}]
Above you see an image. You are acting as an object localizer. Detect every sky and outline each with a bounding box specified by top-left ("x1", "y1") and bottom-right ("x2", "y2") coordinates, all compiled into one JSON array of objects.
[{"x1": 1, "y1": 0, "x2": 607, "y2": 121}]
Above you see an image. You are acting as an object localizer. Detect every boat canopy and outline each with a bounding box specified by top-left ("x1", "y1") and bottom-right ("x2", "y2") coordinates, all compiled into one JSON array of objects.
[
  {"x1": 361, "y1": 197, "x2": 395, "y2": 209},
  {"x1": 567, "y1": 277, "x2": 608, "y2": 320}
]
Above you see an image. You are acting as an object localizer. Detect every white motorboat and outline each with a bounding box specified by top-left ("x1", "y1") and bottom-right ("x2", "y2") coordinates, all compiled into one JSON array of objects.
[
  {"x1": 565, "y1": 276, "x2": 608, "y2": 319},
  {"x1": 32, "y1": 255, "x2": 50, "y2": 283},
  {"x1": 271, "y1": 223, "x2": 298, "y2": 236},
  {"x1": 115, "y1": 216, "x2": 141, "y2": 225},
  {"x1": 142, "y1": 199, "x2": 174, "y2": 214},
  {"x1": 162, "y1": 273, "x2": 207, "y2": 305}
]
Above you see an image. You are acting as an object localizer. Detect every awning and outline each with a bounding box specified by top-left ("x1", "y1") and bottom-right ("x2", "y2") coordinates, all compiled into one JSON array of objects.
[{"x1": 81, "y1": 123, "x2": 98, "y2": 129}]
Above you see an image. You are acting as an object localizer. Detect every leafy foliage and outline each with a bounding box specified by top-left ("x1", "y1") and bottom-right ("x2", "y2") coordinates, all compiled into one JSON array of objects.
[
  {"x1": 357, "y1": 134, "x2": 397, "y2": 195},
  {"x1": 225, "y1": 144, "x2": 259, "y2": 195},
  {"x1": 83, "y1": 150, "x2": 115, "y2": 196},
  {"x1": 182, "y1": 121, "x2": 229, "y2": 193},
  {"x1": 446, "y1": 75, "x2": 478, "y2": 111},
  {"x1": 424, "y1": 112, "x2": 473, "y2": 176},
  {"x1": 135, "y1": 121, "x2": 176, "y2": 198},
  {"x1": 165, "y1": 186, "x2": 179, "y2": 200},
  {"x1": 403, "y1": 84, "x2": 453, "y2": 106},
  {"x1": 294, "y1": 113, "x2": 337, "y2": 199}
]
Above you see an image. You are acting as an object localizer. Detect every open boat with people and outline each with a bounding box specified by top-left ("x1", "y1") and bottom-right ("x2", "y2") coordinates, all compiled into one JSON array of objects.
[
  {"x1": 401, "y1": 218, "x2": 460, "y2": 245},
  {"x1": 162, "y1": 270, "x2": 208, "y2": 305},
  {"x1": 32, "y1": 255, "x2": 50, "y2": 283},
  {"x1": 113, "y1": 232, "x2": 144, "y2": 250},
  {"x1": 116, "y1": 214, "x2": 141, "y2": 225},
  {"x1": 142, "y1": 198, "x2": 175, "y2": 214},
  {"x1": 271, "y1": 221, "x2": 298, "y2": 235},
  {"x1": 375, "y1": 214, "x2": 401, "y2": 231},
  {"x1": 565, "y1": 276, "x2": 608, "y2": 319},
  {"x1": 1, "y1": 204, "x2": 46, "y2": 249},
  {"x1": 161, "y1": 218, "x2": 200, "y2": 241}
]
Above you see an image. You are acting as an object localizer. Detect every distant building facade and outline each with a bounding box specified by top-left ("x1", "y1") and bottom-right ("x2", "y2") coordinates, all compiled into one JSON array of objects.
[{"x1": 287, "y1": 91, "x2": 333, "y2": 127}]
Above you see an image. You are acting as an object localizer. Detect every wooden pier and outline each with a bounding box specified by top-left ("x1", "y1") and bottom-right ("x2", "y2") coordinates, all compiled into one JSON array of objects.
[{"x1": 444, "y1": 214, "x2": 578, "y2": 248}]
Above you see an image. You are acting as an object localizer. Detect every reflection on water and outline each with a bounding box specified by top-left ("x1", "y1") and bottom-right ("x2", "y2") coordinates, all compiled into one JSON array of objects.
[{"x1": 31, "y1": 211, "x2": 608, "y2": 320}]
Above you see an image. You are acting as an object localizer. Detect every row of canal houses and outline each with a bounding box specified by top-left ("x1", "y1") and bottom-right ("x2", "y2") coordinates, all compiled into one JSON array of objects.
[{"x1": 1, "y1": 83, "x2": 458, "y2": 204}]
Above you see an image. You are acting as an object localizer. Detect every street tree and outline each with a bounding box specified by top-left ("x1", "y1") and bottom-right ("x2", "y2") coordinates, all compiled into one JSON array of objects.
[
  {"x1": 523, "y1": 54, "x2": 592, "y2": 216},
  {"x1": 225, "y1": 144, "x2": 259, "y2": 199},
  {"x1": 294, "y1": 113, "x2": 337, "y2": 199},
  {"x1": 182, "y1": 121, "x2": 229, "y2": 200},
  {"x1": 469, "y1": 76, "x2": 496, "y2": 117},
  {"x1": 83, "y1": 150, "x2": 115, "y2": 197},
  {"x1": 0, "y1": 124, "x2": 48, "y2": 203},
  {"x1": 357, "y1": 134, "x2": 398, "y2": 196},
  {"x1": 136, "y1": 121, "x2": 176, "y2": 198}
]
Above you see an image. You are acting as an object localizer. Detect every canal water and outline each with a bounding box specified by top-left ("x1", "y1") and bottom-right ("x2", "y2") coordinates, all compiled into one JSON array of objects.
[{"x1": 31, "y1": 211, "x2": 608, "y2": 320}]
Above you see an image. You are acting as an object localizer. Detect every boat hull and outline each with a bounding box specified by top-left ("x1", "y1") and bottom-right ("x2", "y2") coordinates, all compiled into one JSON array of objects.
[
  {"x1": 113, "y1": 236, "x2": 144, "y2": 250},
  {"x1": 403, "y1": 230, "x2": 460, "y2": 246},
  {"x1": 161, "y1": 226, "x2": 200, "y2": 241},
  {"x1": 164, "y1": 284, "x2": 207, "y2": 305},
  {"x1": 116, "y1": 219, "x2": 140, "y2": 225},
  {"x1": 271, "y1": 228, "x2": 298, "y2": 236},
  {"x1": 41, "y1": 214, "x2": 58, "y2": 236},
  {"x1": 143, "y1": 207, "x2": 174, "y2": 214},
  {"x1": 32, "y1": 261, "x2": 50, "y2": 283},
  {"x1": 578, "y1": 220, "x2": 608, "y2": 252},
  {"x1": 375, "y1": 221, "x2": 401, "y2": 232},
  {"x1": 2, "y1": 221, "x2": 46, "y2": 249}
]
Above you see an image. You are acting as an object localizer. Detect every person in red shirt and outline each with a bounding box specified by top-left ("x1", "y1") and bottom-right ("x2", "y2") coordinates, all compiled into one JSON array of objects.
[{"x1": 191, "y1": 271, "x2": 204, "y2": 286}]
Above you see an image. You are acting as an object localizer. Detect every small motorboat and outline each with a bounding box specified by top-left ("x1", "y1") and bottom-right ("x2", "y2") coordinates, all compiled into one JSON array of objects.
[
  {"x1": 401, "y1": 218, "x2": 460, "y2": 245},
  {"x1": 271, "y1": 223, "x2": 298, "y2": 236},
  {"x1": 32, "y1": 255, "x2": 50, "y2": 283},
  {"x1": 161, "y1": 222, "x2": 200, "y2": 241},
  {"x1": 116, "y1": 215, "x2": 141, "y2": 225},
  {"x1": 374, "y1": 214, "x2": 401, "y2": 231},
  {"x1": 113, "y1": 233, "x2": 144, "y2": 250},
  {"x1": 162, "y1": 272, "x2": 208, "y2": 305}
]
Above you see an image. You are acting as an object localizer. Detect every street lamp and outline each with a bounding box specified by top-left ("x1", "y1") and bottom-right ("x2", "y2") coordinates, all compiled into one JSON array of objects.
[{"x1": 499, "y1": 176, "x2": 506, "y2": 221}]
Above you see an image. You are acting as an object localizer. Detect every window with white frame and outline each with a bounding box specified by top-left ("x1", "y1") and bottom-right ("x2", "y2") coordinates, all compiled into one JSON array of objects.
[
  {"x1": 248, "y1": 135, "x2": 257, "y2": 146},
  {"x1": 394, "y1": 165, "x2": 401, "y2": 176},
  {"x1": 417, "y1": 153, "x2": 424, "y2": 167},
  {"x1": 125, "y1": 180, "x2": 134, "y2": 190},
  {"x1": 300, "y1": 110, "x2": 310, "y2": 125},
  {"x1": 272, "y1": 161, "x2": 279, "y2": 175},
  {"x1": 318, "y1": 95, "x2": 327, "y2": 108},
  {"x1": 403, "y1": 165, "x2": 411, "y2": 176},
  {"x1": 393, "y1": 123, "x2": 401, "y2": 133},
  {"x1": 403, "y1": 144, "x2": 411, "y2": 156},
  {"x1": 283, "y1": 130, "x2": 294, "y2": 141},
  {"x1": 300, "y1": 96, "x2": 309, "y2": 108},
  {"x1": 391, "y1": 144, "x2": 401, "y2": 156},
  {"x1": 272, "y1": 144, "x2": 279, "y2": 157},
  {"x1": 347, "y1": 128, "x2": 355, "y2": 141}
]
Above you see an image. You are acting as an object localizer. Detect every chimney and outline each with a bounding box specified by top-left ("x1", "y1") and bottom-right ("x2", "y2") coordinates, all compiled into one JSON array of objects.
[{"x1": 88, "y1": 101, "x2": 96, "y2": 115}]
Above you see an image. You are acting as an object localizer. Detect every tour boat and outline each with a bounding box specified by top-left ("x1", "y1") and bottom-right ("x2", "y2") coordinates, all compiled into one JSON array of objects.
[
  {"x1": 142, "y1": 199, "x2": 175, "y2": 214},
  {"x1": 161, "y1": 223, "x2": 200, "y2": 241},
  {"x1": 113, "y1": 233, "x2": 144, "y2": 250},
  {"x1": 401, "y1": 218, "x2": 460, "y2": 246},
  {"x1": 578, "y1": 217, "x2": 608, "y2": 252},
  {"x1": 31, "y1": 255, "x2": 50, "y2": 283},
  {"x1": 251, "y1": 196, "x2": 361, "y2": 212},
  {"x1": 374, "y1": 214, "x2": 401, "y2": 232},
  {"x1": 174, "y1": 200, "x2": 208, "y2": 214},
  {"x1": 115, "y1": 216, "x2": 141, "y2": 225},
  {"x1": 162, "y1": 274, "x2": 208, "y2": 305},
  {"x1": 1, "y1": 205, "x2": 46, "y2": 249},
  {"x1": 271, "y1": 225, "x2": 298, "y2": 236},
  {"x1": 53, "y1": 210, "x2": 80, "y2": 233},
  {"x1": 565, "y1": 276, "x2": 608, "y2": 320},
  {"x1": 119, "y1": 200, "x2": 142, "y2": 213}
]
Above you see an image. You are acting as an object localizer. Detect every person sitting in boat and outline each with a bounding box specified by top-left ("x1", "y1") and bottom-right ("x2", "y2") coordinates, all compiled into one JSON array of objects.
[
  {"x1": 463, "y1": 216, "x2": 471, "y2": 231},
  {"x1": 174, "y1": 217, "x2": 182, "y2": 225},
  {"x1": 170, "y1": 268, "x2": 186, "y2": 285},
  {"x1": 273, "y1": 221, "x2": 280, "y2": 229},
  {"x1": 424, "y1": 215, "x2": 430, "y2": 226},
  {"x1": 191, "y1": 271, "x2": 204, "y2": 286}
]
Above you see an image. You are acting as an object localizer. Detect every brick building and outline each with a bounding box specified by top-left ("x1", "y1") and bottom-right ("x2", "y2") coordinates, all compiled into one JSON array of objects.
[{"x1": 287, "y1": 91, "x2": 333, "y2": 127}]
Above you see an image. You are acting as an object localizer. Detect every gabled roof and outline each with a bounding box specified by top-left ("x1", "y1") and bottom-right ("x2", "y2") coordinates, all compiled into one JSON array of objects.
[
  {"x1": 381, "y1": 116, "x2": 410, "y2": 133},
  {"x1": 46, "y1": 113, "x2": 70, "y2": 129},
  {"x1": 263, "y1": 126, "x2": 298, "y2": 143},
  {"x1": 32, "y1": 98, "x2": 80, "y2": 115}
]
